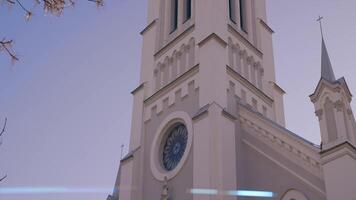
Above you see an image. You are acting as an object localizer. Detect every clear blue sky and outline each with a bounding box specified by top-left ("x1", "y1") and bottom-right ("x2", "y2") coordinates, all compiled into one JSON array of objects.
[{"x1": 1, "y1": 1, "x2": 356, "y2": 200}]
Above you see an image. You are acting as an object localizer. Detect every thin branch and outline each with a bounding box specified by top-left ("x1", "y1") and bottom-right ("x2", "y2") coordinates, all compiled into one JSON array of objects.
[
  {"x1": 0, "y1": 175, "x2": 7, "y2": 182},
  {"x1": 1, "y1": 0, "x2": 104, "y2": 63},
  {"x1": 0, "y1": 39, "x2": 19, "y2": 64},
  {"x1": 0, "y1": 118, "x2": 7, "y2": 137}
]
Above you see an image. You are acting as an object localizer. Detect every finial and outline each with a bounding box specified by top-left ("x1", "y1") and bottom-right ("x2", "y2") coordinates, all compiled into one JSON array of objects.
[{"x1": 317, "y1": 15, "x2": 324, "y2": 38}]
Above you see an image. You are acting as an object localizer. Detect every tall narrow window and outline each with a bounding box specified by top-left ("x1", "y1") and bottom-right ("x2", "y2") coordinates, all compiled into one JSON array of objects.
[
  {"x1": 229, "y1": 0, "x2": 237, "y2": 23},
  {"x1": 170, "y1": 0, "x2": 178, "y2": 33},
  {"x1": 184, "y1": 0, "x2": 192, "y2": 22},
  {"x1": 239, "y1": 0, "x2": 247, "y2": 32}
]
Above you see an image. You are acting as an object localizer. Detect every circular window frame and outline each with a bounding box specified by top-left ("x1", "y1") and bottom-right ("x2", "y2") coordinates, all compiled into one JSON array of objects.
[{"x1": 150, "y1": 111, "x2": 193, "y2": 181}]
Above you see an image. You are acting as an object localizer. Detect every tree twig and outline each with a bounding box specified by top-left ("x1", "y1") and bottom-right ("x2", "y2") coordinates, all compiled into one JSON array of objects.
[
  {"x1": 0, "y1": 118, "x2": 7, "y2": 137},
  {"x1": 0, "y1": 175, "x2": 7, "y2": 182}
]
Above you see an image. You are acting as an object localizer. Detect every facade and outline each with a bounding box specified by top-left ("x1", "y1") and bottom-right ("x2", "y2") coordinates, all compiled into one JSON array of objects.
[{"x1": 108, "y1": 0, "x2": 356, "y2": 199}]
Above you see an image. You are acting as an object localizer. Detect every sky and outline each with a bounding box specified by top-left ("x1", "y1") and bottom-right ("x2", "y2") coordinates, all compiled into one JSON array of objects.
[{"x1": 0, "y1": 1, "x2": 356, "y2": 200}]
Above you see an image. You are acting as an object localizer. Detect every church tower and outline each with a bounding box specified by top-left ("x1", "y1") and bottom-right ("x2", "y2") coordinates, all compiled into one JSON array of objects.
[
  {"x1": 113, "y1": 0, "x2": 290, "y2": 199},
  {"x1": 310, "y1": 36, "x2": 356, "y2": 199},
  {"x1": 108, "y1": 1, "x2": 356, "y2": 200}
]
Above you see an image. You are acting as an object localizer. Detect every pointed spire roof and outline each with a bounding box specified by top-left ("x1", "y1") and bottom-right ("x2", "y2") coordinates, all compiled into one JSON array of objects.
[{"x1": 321, "y1": 37, "x2": 336, "y2": 82}]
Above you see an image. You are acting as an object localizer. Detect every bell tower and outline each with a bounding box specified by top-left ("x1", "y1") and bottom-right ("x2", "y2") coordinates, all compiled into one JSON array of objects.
[
  {"x1": 310, "y1": 35, "x2": 356, "y2": 199},
  {"x1": 115, "y1": 1, "x2": 286, "y2": 200}
]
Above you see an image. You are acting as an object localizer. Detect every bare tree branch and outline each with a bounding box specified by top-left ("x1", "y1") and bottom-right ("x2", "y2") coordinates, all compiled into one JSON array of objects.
[
  {"x1": 0, "y1": 118, "x2": 7, "y2": 182},
  {"x1": 1, "y1": 0, "x2": 104, "y2": 63},
  {"x1": 0, "y1": 39, "x2": 19, "y2": 64},
  {"x1": 0, "y1": 175, "x2": 7, "y2": 182},
  {"x1": 0, "y1": 118, "x2": 7, "y2": 137}
]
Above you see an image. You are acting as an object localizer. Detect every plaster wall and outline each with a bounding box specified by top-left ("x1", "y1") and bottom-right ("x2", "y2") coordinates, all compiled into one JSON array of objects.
[{"x1": 323, "y1": 152, "x2": 356, "y2": 199}]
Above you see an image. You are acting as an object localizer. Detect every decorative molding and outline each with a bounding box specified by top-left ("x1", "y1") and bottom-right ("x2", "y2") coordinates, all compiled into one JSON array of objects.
[
  {"x1": 154, "y1": 24, "x2": 195, "y2": 59},
  {"x1": 333, "y1": 100, "x2": 344, "y2": 112},
  {"x1": 197, "y1": 33, "x2": 227, "y2": 48},
  {"x1": 238, "y1": 104, "x2": 322, "y2": 177},
  {"x1": 243, "y1": 139, "x2": 326, "y2": 196},
  {"x1": 227, "y1": 65, "x2": 273, "y2": 106},
  {"x1": 227, "y1": 24, "x2": 263, "y2": 58},
  {"x1": 144, "y1": 68, "x2": 199, "y2": 122},
  {"x1": 315, "y1": 109, "x2": 323, "y2": 121}
]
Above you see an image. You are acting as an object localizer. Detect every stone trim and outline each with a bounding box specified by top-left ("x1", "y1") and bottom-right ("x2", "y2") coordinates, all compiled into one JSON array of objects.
[
  {"x1": 154, "y1": 23, "x2": 195, "y2": 59},
  {"x1": 140, "y1": 19, "x2": 157, "y2": 35},
  {"x1": 145, "y1": 64, "x2": 199, "y2": 105},
  {"x1": 197, "y1": 33, "x2": 227, "y2": 48},
  {"x1": 238, "y1": 103, "x2": 323, "y2": 178},
  {"x1": 243, "y1": 139, "x2": 326, "y2": 196},
  {"x1": 121, "y1": 146, "x2": 141, "y2": 164},
  {"x1": 227, "y1": 24, "x2": 263, "y2": 58},
  {"x1": 131, "y1": 83, "x2": 144, "y2": 95},
  {"x1": 192, "y1": 104, "x2": 210, "y2": 121},
  {"x1": 227, "y1": 65, "x2": 273, "y2": 106},
  {"x1": 320, "y1": 141, "x2": 356, "y2": 165},
  {"x1": 144, "y1": 69, "x2": 199, "y2": 122},
  {"x1": 259, "y1": 18, "x2": 274, "y2": 34}
]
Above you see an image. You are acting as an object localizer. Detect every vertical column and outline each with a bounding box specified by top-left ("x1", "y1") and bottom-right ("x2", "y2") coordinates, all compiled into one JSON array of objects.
[
  {"x1": 250, "y1": 61, "x2": 257, "y2": 86},
  {"x1": 180, "y1": 45, "x2": 187, "y2": 74},
  {"x1": 234, "y1": 45, "x2": 241, "y2": 74},
  {"x1": 154, "y1": 66, "x2": 161, "y2": 91},
  {"x1": 257, "y1": 64, "x2": 263, "y2": 89},
  {"x1": 193, "y1": 104, "x2": 237, "y2": 200},
  {"x1": 171, "y1": 51, "x2": 178, "y2": 80},
  {"x1": 334, "y1": 100, "x2": 349, "y2": 141}
]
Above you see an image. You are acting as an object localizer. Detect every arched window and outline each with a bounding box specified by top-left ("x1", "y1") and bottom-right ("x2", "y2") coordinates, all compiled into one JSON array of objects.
[
  {"x1": 184, "y1": 0, "x2": 192, "y2": 22},
  {"x1": 229, "y1": 0, "x2": 237, "y2": 23},
  {"x1": 170, "y1": 0, "x2": 178, "y2": 33}
]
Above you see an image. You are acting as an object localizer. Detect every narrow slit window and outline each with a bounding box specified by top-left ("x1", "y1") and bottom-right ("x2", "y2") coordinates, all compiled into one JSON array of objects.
[
  {"x1": 184, "y1": 0, "x2": 192, "y2": 22},
  {"x1": 239, "y1": 0, "x2": 247, "y2": 32},
  {"x1": 170, "y1": 0, "x2": 178, "y2": 33},
  {"x1": 229, "y1": 0, "x2": 237, "y2": 23}
]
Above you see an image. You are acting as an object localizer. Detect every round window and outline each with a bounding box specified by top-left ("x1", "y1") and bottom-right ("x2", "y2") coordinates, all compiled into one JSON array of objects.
[{"x1": 161, "y1": 123, "x2": 188, "y2": 171}]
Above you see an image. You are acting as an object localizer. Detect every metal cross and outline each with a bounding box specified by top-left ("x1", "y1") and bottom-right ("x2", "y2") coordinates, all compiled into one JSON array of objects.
[{"x1": 317, "y1": 15, "x2": 324, "y2": 38}]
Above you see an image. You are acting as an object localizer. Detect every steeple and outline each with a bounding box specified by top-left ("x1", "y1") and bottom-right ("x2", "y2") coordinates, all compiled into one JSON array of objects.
[
  {"x1": 310, "y1": 17, "x2": 356, "y2": 149},
  {"x1": 321, "y1": 38, "x2": 336, "y2": 82}
]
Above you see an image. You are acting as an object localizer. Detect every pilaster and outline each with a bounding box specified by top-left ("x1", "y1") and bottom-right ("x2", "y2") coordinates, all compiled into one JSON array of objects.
[{"x1": 193, "y1": 103, "x2": 237, "y2": 200}]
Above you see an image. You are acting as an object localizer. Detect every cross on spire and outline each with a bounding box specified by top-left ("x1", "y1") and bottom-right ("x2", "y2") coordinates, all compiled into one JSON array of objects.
[{"x1": 317, "y1": 15, "x2": 324, "y2": 38}]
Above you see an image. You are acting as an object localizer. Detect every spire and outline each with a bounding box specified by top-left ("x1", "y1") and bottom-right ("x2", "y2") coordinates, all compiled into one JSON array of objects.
[
  {"x1": 321, "y1": 38, "x2": 336, "y2": 82},
  {"x1": 317, "y1": 16, "x2": 336, "y2": 82}
]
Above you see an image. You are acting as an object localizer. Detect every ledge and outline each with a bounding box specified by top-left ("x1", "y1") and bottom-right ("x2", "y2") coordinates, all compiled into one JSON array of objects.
[
  {"x1": 227, "y1": 24, "x2": 263, "y2": 58},
  {"x1": 154, "y1": 23, "x2": 195, "y2": 59},
  {"x1": 131, "y1": 83, "x2": 144, "y2": 95},
  {"x1": 140, "y1": 19, "x2": 157, "y2": 35},
  {"x1": 144, "y1": 64, "x2": 199, "y2": 105},
  {"x1": 259, "y1": 18, "x2": 274, "y2": 34},
  {"x1": 197, "y1": 33, "x2": 227, "y2": 48},
  {"x1": 226, "y1": 65, "x2": 273, "y2": 106}
]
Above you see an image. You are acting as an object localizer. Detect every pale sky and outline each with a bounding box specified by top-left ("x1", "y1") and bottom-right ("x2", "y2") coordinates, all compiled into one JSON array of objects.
[{"x1": 1, "y1": 1, "x2": 356, "y2": 200}]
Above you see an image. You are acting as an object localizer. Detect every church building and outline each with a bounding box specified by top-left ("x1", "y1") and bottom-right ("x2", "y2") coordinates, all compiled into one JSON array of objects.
[{"x1": 108, "y1": 0, "x2": 356, "y2": 199}]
